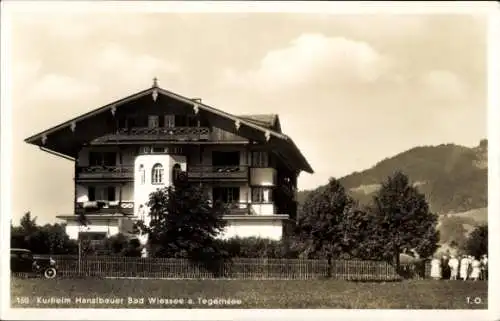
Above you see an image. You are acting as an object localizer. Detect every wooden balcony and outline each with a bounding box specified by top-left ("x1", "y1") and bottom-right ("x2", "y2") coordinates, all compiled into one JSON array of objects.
[
  {"x1": 75, "y1": 201, "x2": 135, "y2": 215},
  {"x1": 220, "y1": 202, "x2": 276, "y2": 216},
  {"x1": 76, "y1": 165, "x2": 134, "y2": 180},
  {"x1": 214, "y1": 202, "x2": 252, "y2": 215},
  {"x1": 93, "y1": 127, "x2": 210, "y2": 143},
  {"x1": 187, "y1": 165, "x2": 248, "y2": 180}
]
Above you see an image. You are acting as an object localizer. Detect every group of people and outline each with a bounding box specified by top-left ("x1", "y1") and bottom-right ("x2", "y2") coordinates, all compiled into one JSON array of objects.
[{"x1": 430, "y1": 254, "x2": 488, "y2": 281}]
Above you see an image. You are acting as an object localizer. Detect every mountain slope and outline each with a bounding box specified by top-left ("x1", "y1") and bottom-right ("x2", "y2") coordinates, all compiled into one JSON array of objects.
[
  {"x1": 297, "y1": 140, "x2": 487, "y2": 215},
  {"x1": 296, "y1": 140, "x2": 487, "y2": 253}
]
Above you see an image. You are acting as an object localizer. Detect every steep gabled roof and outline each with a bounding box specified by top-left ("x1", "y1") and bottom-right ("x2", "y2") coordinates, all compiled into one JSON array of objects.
[{"x1": 24, "y1": 83, "x2": 313, "y2": 173}]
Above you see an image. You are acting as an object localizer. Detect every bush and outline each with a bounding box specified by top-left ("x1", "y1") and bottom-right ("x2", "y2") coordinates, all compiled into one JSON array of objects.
[
  {"x1": 219, "y1": 237, "x2": 292, "y2": 258},
  {"x1": 101, "y1": 234, "x2": 143, "y2": 257},
  {"x1": 11, "y1": 212, "x2": 79, "y2": 254}
]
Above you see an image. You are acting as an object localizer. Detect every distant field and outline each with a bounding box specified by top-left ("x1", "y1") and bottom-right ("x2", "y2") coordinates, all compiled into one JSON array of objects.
[{"x1": 11, "y1": 277, "x2": 487, "y2": 309}]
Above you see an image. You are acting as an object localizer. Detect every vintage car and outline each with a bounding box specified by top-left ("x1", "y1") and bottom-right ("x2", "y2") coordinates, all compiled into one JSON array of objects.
[{"x1": 10, "y1": 248, "x2": 57, "y2": 279}]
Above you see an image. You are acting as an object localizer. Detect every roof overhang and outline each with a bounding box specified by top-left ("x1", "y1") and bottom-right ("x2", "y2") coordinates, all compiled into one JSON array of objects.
[{"x1": 25, "y1": 85, "x2": 313, "y2": 173}]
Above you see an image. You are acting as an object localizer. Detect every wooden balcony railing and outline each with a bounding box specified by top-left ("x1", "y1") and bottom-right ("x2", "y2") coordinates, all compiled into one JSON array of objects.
[
  {"x1": 94, "y1": 127, "x2": 211, "y2": 142},
  {"x1": 75, "y1": 201, "x2": 134, "y2": 215},
  {"x1": 221, "y1": 202, "x2": 252, "y2": 215},
  {"x1": 214, "y1": 202, "x2": 276, "y2": 216},
  {"x1": 187, "y1": 165, "x2": 248, "y2": 180},
  {"x1": 76, "y1": 165, "x2": 134, "y2": 180}
]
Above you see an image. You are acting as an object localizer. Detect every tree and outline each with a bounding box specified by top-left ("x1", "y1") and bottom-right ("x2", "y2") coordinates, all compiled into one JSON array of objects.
[
  {"x1": 10, "y1": 212, "x2": 78, "y2": 254},
  {"x1": 135, "y1": 177, "x2": 228, "y2": 271},
  {"x1": 368, "y1": 171, "x2": 439, "y2": 269},
  {"x1": 296, "y1": 178, "x2": 367, "y2": 273},
  {"x1": 19, "y1": 211, "x2": 37, "y2": 234},
  {"x1": 464, "y1": 224, "x2": 487, "y2": 258}
]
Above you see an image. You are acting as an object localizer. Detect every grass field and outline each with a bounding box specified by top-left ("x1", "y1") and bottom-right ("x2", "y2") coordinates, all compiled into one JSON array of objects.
[{"x1": 11, "y1": 277, "x2": 487, "y2": 309}]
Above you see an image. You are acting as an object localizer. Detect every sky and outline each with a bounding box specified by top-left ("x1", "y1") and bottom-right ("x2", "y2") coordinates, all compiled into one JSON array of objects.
[{"x1": 4, "y1": 5, "x2": 487, "y2": 224}]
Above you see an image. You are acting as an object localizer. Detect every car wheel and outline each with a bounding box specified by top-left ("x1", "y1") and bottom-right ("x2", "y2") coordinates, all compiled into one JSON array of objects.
[{"x1": 44, "y1": 267, "x2": 57, "y2": 279}]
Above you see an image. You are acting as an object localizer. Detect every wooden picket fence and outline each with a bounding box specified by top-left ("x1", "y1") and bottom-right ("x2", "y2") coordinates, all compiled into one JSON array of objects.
[{"x1": 20, "y1": 255, "x2": 430, "y2": 281}]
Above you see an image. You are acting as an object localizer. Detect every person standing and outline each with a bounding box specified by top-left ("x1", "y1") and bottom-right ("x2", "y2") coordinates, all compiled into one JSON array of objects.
[
  {"x1": 441, "y1": 255, "x2": 450, "y2": 280},
  {"x1": 430, "y1": 256, "x2": 442, "y2": 280},
  {"x1": 448, "y1": 255, "x2": 459, "y2": 280},
  {"x1": 460, "y1": 255, "x2": 470, "y2": 281},
  {"x1": 467, "y1": 255, "x2": 474, "y2": 279},
  {"x1": 481, "y1": 254, "x2": 488, "y2": 280},
  {"x1": 470, "y1": 257, "x2": 481, "y2": 281}
]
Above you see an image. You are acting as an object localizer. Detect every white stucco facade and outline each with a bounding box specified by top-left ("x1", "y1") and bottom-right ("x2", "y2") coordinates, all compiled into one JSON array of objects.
[
  {"x1": 220, "y1": 218, "x2": 286, "y2": 241},
  {"x1": 65, "y1": 219, "x2": 120, "y2": 239},
  {"x1": 133, "y1": 154, "x2": 187, "y2": 224},
  {"x1": 67, "y1": 145, "x2": 292, "y2": 243}
]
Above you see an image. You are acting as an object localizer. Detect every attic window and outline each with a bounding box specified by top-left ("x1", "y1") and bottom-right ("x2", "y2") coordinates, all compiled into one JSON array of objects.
[{"x1": 148, "y1": 116, "x2": 159, "y2": 128}]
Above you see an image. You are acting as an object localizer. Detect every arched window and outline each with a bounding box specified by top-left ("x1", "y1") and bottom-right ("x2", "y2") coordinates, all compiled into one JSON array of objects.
[
  {"x1": 139, "y1": 164, "x2": 145, "y2": 184},
  {"x1": 172, "y1": 163, "x2": 182, "y2": 183},
  {"x1": 151, "y1": 163, "x2": 164, "y2": 185}
]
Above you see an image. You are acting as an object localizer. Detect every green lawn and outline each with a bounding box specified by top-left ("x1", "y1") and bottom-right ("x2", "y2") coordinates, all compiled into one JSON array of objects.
[{"x1": 11, "y1": 277, "x2": 487, "y2": 309}]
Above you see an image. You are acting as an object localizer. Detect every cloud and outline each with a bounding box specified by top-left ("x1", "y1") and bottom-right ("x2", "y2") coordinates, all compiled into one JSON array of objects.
[
  {"x1": 419, "y1": 69, "x2": 467, "y2": 100},
  {"x1": 90, "y1": 43, "x2": 181, "y2": 89},
  {"x1": 222, "y1": 33, "x2": 391, "y2": 92},
  {"x1": 27, "y1": 73, "x2": 100, "y2": 103}
]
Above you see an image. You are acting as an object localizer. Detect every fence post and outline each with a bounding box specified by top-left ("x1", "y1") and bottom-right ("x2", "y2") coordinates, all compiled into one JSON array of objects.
[{"x1": 78, "y1": 240, "x2": 81, "y2": 276}]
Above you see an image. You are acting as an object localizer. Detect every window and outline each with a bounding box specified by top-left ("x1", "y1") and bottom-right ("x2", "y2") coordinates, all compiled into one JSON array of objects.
[
  {"x1": 152, "y1": 147, "x2": 166, "y2": 153},
  {"x1": 139, "y1": 146, "x2": 151, "y2": 154},
  {"x1": 139, "y1": 165, "x2": 145, "y2": 184},
  {"x1": 139, "y1": 146, "x2": 184, "y2": 155},
  {"x1": 252, "y1": 187, "x2": 273, "y2": 203},
  {"x1": 148, "y1": 115, "x2": 159, "y2": 128},
  {"x1": 152, "y1": 163, "x2": 164, "y2": 184},
  {"x1": 107, "y1": 187, "x2": 116, "y2": 201},
  {"x1": 187, "y1": 115, "x2": 198, "y2": 127},
  {"x1": 212, "y1": 187, "x2": 240, "y2": 204},
  {"x1": 171, "y1": 147, "x2": 183, "y2": 155},
  {"x1": 172, "y1": 163, "x2": 182, "y2": 183},
  {"x1": 164, "y1": 115, "x2": 175, "y2": 128},
  {"x1": 175, "y1": 115, "x2": 187, "y2": 127},
  {"x1": 89, "y1": 152, "x2": 116, "y2": 166},
  {"x1": 87, "y1": 186, "x2": 115, "y2": 201},
  {"x1": 212, "y1": 151, "x2": 240, "y2": 166},
  {"x1": 251, "y1": 151, "x2": 269, "y2": 167},
  {"x1": 20, "y1": 252, "x2": 33, "y2": 260},
  {"x1": 88, "y1": 186, "x2": 96, "y2": 201}
]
